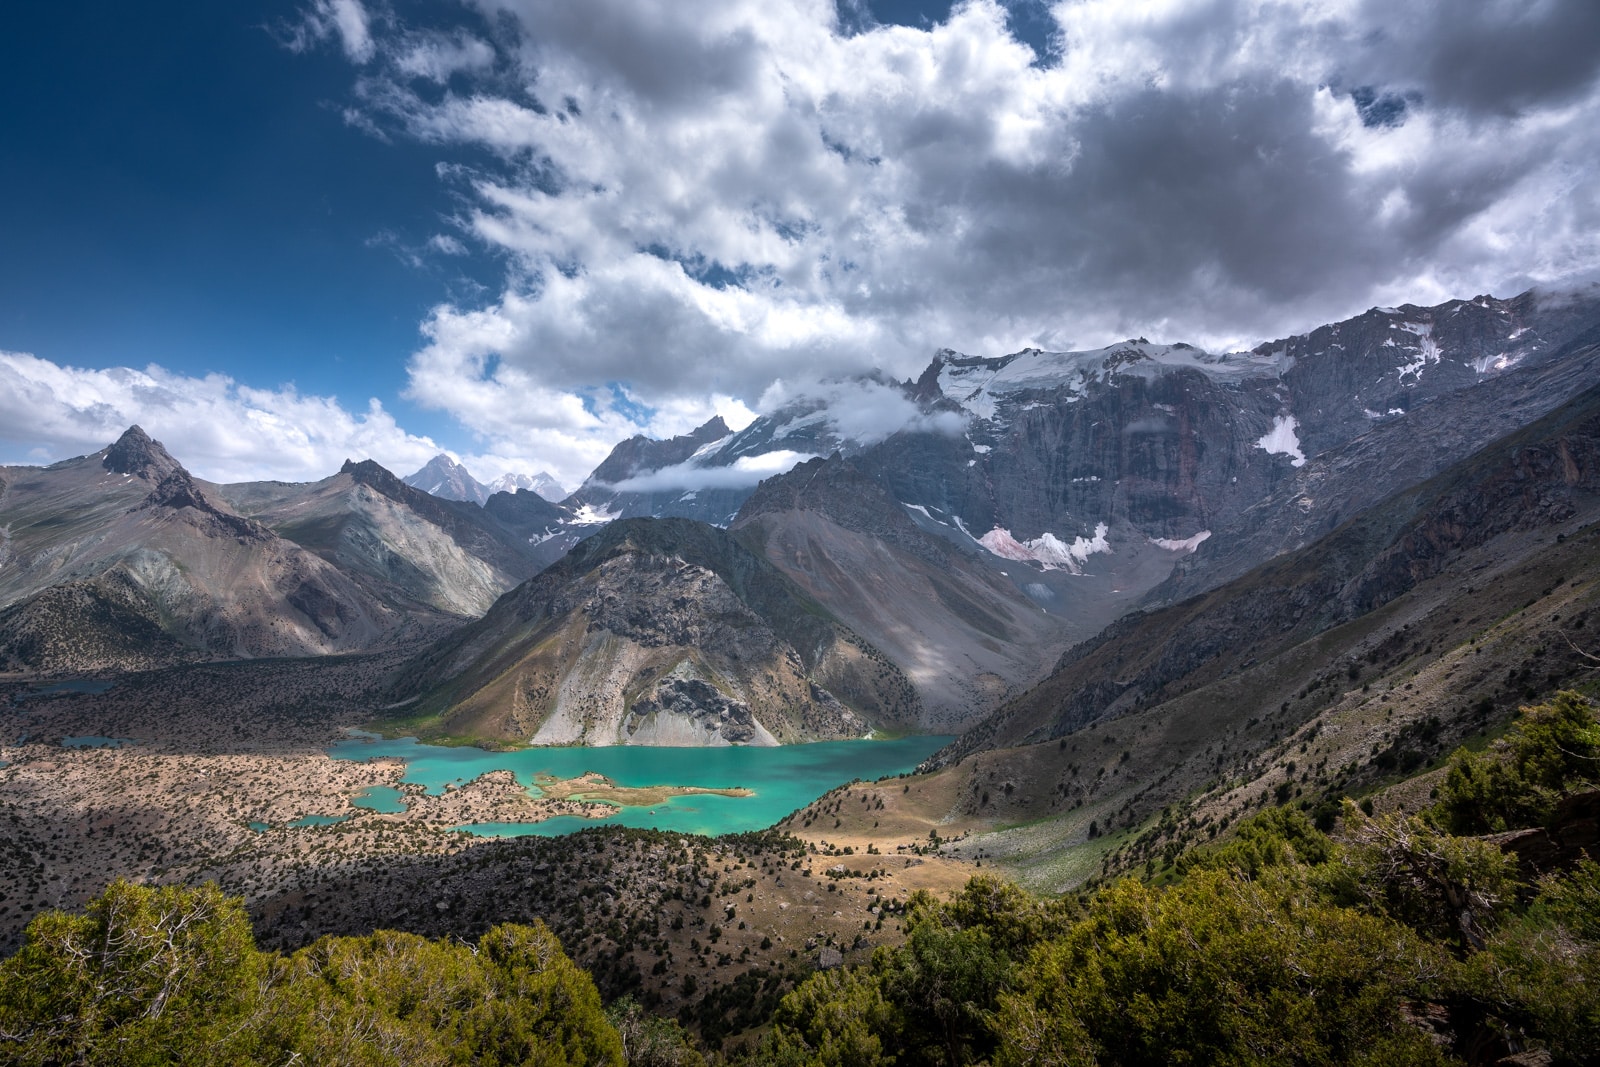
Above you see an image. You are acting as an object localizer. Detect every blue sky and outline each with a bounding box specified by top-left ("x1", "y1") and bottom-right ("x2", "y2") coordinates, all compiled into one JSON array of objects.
[
  {"x1": 2, "y1": 0, "x2": 1597, "y2": 486},
  {"x1": 0, "y1": 2, "x2": 495, "y2": 448}
]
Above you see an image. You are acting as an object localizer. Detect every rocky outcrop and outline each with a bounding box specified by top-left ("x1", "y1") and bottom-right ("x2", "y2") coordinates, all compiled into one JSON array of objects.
[
  {"x1": 624, "y1": 675, "x2": 770, "y2": 745},
  {"x1": 139, "y1": 468, "x2": 274, "y2": 544},
  {"x1": 101, "y1": 425, "x2": 181, "y2": 482}
]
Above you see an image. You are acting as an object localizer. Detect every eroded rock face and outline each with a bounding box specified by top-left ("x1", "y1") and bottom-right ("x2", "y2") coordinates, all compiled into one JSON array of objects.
[
  {"x1": 626, "y1": 677, "x2": 762, "y2": 744},
  {"x1": 933, "y1": 379, "x2": 1600, "y2": 766},
  {"x1": 559, "y1": 290, "x2": 1600, "y2": 602},
  {"x1": 140, "y1": 469, "x2": 274, "y2": 544}
]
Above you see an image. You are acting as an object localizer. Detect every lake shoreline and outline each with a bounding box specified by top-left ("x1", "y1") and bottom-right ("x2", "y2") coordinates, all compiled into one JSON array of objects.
[{"x1": 325, "y1": 733, "x2": 953, "y2": 838}]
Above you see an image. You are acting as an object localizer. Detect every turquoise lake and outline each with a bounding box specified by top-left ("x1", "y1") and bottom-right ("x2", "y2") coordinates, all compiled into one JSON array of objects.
[{"x1": 326, "y1": 735, "x2": 952, "y2": 839}]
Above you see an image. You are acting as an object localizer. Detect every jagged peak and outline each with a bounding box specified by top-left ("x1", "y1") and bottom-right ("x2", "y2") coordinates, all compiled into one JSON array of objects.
[
  {"x1": 102, "y1": 425, "x2": 182, "y2": 480},
  {"x1": 341, "y1": 457, "x2": 401, "y2": 489},
  {"x1": 417, "y1": 452, "x2": 465, "y2": 472},
  {"x1": 143, "y1": 467, "x2": 209, "y2": 512},
  {"x1": 691, "y1": 415, "x2": 731, "y2": 441}
]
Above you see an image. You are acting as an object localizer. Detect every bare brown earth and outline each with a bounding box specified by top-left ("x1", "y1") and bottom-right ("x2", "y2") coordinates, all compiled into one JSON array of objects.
[{"x1": 0, "y1": 651, "x2": 974, "y2": 1048}]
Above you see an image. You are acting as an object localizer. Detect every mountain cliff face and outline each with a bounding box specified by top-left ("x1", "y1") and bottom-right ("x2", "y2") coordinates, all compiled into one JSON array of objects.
[
  {"x1": 1154, "y1": 316, "x2": 1600, "y2": 601},
  {"x1": 501, "y1": 289, "x2": 1598, "y2": 735},
  {"x1": 863, "y1": 293, "x2": 1598, "y2": 585},
  {"x1": 563, "y1": 416, "x2": 740, "y2": 524},
  {"x1": 933, "y1": 376, "x2": 1600, "y2": 770},
  {"x1": 730, "y1": 457, "x2": 1074, "y2": 731},
  {"x1": 530, "y1": 293, "x2": 1600, "y2": 618},
  {"x1": 0, "y1": 428, "x2": 429, "y2": 672},
  {"x1": 391, "y1": 517, "x2": 921, "y2": 746}
]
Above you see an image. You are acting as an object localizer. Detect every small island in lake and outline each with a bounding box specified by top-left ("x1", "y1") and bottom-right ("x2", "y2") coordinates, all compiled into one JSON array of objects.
[{"x1": 533, "y1": 770, "x2": 754, "y2": 808}]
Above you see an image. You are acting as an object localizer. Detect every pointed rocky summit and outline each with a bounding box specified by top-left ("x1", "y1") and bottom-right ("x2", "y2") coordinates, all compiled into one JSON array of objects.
[{"x1": 102, "y1": 425, "x2": 181, "y2": 481}]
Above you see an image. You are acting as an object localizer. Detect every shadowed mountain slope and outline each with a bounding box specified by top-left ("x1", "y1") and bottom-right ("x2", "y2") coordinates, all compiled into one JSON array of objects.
[{"x1": 730, "y1": 456, "x2": 1073, "y2": 731}]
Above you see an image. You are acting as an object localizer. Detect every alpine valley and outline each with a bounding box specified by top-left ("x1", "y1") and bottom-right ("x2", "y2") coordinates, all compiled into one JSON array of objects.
[{"x1": 6, "y1": 287, "x2": 1600, "y2": 1059}]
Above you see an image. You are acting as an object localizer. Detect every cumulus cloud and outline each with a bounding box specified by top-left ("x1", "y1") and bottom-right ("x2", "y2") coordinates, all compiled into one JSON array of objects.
[
  {"x1": 255, "y1": 0, "x2": 1600, "y2": 487},
  {"x1": 0, "y1": 350, "x2": 439, "y2": 484}
]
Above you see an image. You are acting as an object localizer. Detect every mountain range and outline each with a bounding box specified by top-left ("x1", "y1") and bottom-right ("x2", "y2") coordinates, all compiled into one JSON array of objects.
[
  {"x1": 4, "y1": 287, "x2": 1599, "y2": 771},
  {"x1": 402, "y1": 454, "x2": 567, "y2": 506}
]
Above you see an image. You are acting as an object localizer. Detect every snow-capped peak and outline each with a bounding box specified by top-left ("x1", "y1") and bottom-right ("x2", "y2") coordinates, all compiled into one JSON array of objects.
[{"x1": 934, "y1": 342, "x2": 1288, "y2": 421}]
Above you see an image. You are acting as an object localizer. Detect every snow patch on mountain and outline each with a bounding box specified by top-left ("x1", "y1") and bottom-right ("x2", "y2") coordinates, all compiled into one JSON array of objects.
[
  {"x1": 1395, "y1": 322, "x2": 1441, "y2": 380},
  {"x1": 1473, "y1": 351, "x2": 1526, "y2": 375},
  {"x1": 978, "y1": 523, "x2": 1111, "y2": 573},
  {"x1": 689, "y1": 435, "x2": 733, "y2": 461},
  {"x1": 571, "y1": 503, "x2": 621, "y2": 525},
  {"x1": 1151, "y1": 530, "x2": 1212, "y2": 553},
  {"x1": 1256, "y1": 415, "x2": 1306, "y2": 467}
]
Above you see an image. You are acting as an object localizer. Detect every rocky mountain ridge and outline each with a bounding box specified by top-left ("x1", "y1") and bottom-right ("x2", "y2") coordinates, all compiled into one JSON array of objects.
[
  {"x1": 546, "y1": 289, "x2": 1600, "y2": 681},
  {"x1": 389, "y1": 517, "x2": 921, "y2": 745},
  {"x1": 402, "y1": 453, "x2": 567, "y2": 506},
  {"x1": 937, "y1": 376, "x2": 1600, "y2": 766},
  {"x1": 0, "y1": 428, "x2": 601, "y2": 673},
  {"x1": 0, "y1": 429, "x2": 430, "y2": 672},
  {"x1": 5, "y1": 287, "x2": 1600, "y2": 753}
]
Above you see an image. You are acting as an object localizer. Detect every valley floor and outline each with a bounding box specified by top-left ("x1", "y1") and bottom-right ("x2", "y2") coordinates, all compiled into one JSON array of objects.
[{"x1": 0, "y1": 654, "x2": 977, "y2": 1044}]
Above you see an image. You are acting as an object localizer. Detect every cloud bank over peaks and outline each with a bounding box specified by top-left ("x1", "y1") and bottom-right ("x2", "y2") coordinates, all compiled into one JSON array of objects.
[
  {"x1": 0, "y1": 350, "x2": 437, "y2": 484},
  {"x1": 588, "y1": 375, "x2": 965, "y2": 494},
  {"x1": 285, "y1": 0, "x2": 1600, "y2": 474},
  {"x1": 759, "y1": 377, "x2": 968, "y2": 446},
  {"x1": 605, "y1": 449, "x2": 821, "y2": 493}
]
